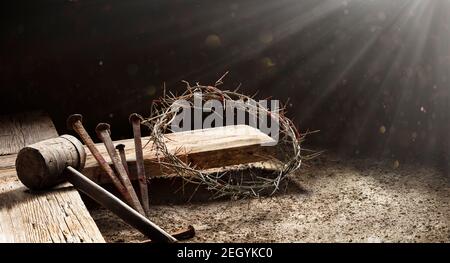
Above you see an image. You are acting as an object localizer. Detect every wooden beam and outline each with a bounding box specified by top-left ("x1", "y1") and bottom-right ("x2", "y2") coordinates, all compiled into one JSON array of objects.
[
  {"x1": 0, "y1": 112, "x2": 105, "y2": 243},
  {"x1": 0, "y1": 111, "x2": 58, "y2": 156},
  {"x1": 83, "y1": 125, "x2": 277, "y2": 184}
]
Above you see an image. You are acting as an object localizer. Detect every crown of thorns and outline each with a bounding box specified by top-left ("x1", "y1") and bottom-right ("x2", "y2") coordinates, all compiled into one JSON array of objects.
[{"x1": 142, "y1": 76, "x2": 317, "y2": 199}]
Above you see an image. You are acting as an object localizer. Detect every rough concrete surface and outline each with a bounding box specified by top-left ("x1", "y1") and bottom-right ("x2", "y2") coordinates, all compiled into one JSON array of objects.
[{"x1": 89, "y1": 154, "x2": 450, "y2": 243}]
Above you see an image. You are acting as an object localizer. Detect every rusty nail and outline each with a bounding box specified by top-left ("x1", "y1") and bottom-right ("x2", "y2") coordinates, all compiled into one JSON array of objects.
[
  {"x1": 170, "y1": 225, "x2": 196, "y2": 241},
  {"x1": 115, "y1": 144, "x2": 130, "y2": 176},
  {"x1": 66, "y1": 114, "x2": 135, "y2": 207},
  {"x1": 140, "y1": 225, "x2": 195, "y2": 243},
  {"x1": 129, "y1": 113, "x2": 150, "y2": 216},
  {"x1": 96, "y1": 123, "x2": 145, "y2": 215}
]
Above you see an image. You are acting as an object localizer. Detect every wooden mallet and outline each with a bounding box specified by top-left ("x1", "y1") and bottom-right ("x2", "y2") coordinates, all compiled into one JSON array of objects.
[{"x1": 15, "y1": 135, "x2": 177, "y2": 243}]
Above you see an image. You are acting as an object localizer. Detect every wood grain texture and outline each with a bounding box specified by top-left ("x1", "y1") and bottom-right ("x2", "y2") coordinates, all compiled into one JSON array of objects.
[
  {"x1": 82, "y1": 125, "x2": 277, "y2": 184},
  {"x1": 0, "y1": 112, "x2": 105, "y2": 243},
  {"x1": 0, "y1": 111, "x2": 58, "y2": 155}
]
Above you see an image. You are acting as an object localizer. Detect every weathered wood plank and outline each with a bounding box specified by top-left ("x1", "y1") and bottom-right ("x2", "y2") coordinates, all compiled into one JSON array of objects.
[
  {"x1": 0, "y1": 112, "x2": 105, "y2": 243},
  {"x1": 0, "y1": 111, "x2": 58, "y2": 155},
  {"x1": 83, "y1": 125, "x2": 277, "y2": 184}
]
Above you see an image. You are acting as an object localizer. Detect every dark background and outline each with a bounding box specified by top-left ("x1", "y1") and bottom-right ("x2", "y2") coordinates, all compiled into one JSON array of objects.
[{"x1": 1, "y1": 0, "x2": 450, "y2": 167}]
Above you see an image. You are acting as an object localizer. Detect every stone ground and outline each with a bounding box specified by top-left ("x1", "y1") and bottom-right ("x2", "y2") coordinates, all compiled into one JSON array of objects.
[{"x1": 87, "y1": 153, "x2": 450, "y2": 243}]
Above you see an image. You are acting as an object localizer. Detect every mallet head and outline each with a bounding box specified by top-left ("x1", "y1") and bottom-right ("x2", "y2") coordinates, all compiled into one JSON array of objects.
[{"x1": 15, "y1": 135, "x2": 86, "y2": 190}]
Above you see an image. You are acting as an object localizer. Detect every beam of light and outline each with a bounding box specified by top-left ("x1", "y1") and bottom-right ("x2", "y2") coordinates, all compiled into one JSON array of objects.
[{"x1": 220, "y1": 0, "x2": 447, "y2": 160}]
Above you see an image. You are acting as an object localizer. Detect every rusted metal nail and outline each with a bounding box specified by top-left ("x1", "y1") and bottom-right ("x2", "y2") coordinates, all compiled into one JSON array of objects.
[
  {"x1": 66, "y1": 114, "x2": 135, "y2": 207},
  {"x1": 115, "y1": 144, "x2": 130, "y2": 176},
  {"x1": 96, "y1": 123, "x2": 145, "y2": 215},
  {"x1": 170, "y1": 225, "x2": 196, "y2": 241},
  {"x1": 129, "y1": 113, "x2": 150, "y2": 216},
  {"x1": 66, "y1": 114, "x2": 84, "y2": 130},
  {"x1": 140, "y1": 225, "x2": 195, "y2": 243}
]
